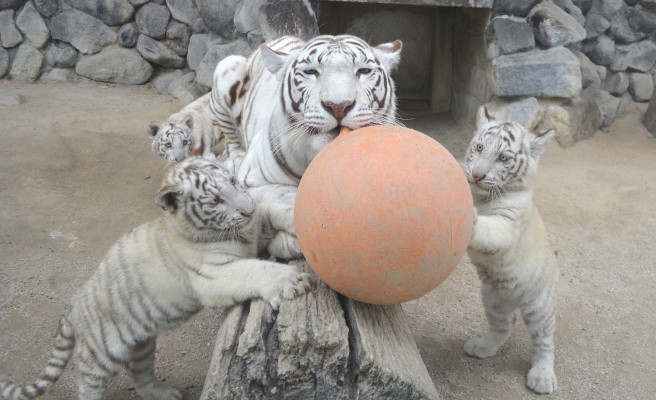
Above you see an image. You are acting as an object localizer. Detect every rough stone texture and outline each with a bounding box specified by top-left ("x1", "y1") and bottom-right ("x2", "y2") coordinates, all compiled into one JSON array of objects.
[
  {"x1": 50, "y1": 10, "x2": 117, "y2": 54},
  {"x1": 553, "y1": 0, "x2": 586, "y2": 26},
  {"x1": 489, "y1": 46, "x2": 582, "y2": 98},
  {"x1": 573, "y1": 0, "x2": 593, "y2": 13},
  {"x1": 626, "y1": 0, "x2": 640, "y2": 5},
  {"x1": 33, "y1": 0, "x2": 57, "y2": 17},
  {"x1": 528, "y1": 0, "x2": 586, "y2": 48},
  {"x1": 0, "y1": 47, "x2": 8, "y2": 77},
  {"x1": 44, "y1": 42, "x2": 77, "y2": 67},
  {"x1": 65, "y1": 0, "x2": 134, "y2": 26},
  {"x1": 584, "y1": 13, "x2": 610, "y2": 39},
  {"x1": 610, "y1": 40, "x2": 656, "y2": 72},
  {"x1": 15, "y1": 2, "x2": 49, "y2": 49},
  {"x1": 0, "y1": 0, "x2": 26, "y2": 10},
  {"x1": 75, "y1": 46, "x2": 153, "y2": 84},
  {"x1": 486, "y1": 96, "x2": 542, "y2": 129},
  {"x1": 485, "y1": 16, "x2": 535, "y2": 59},
  {"x1": 590, "y1": 0, "x2": 624, "y2": 17},
  {"x1": 165, "y1": 0, "x2": 199, "y2": 25},
  {"x1": 136, "y1": 34, "x2": 185, "y2": 68},
  {"x1": 118, "y1": 22, "x2": 138, "y2": 47},
  {"x1": 538, "y1": 92, "x2": 603, "y2": 146},
  {"x1": 607, "y1": 6, "x2": 656, "y2": 44},
  {"x1": 135, "y1": 3, "x2": 170, "y2": 40},
  {"x1": 190, "y1": 17, "x2": 208, "y2": 33},
  {"x1": 247, "y1": 30, "x2": 264, "y2": 47},
  {"x1": 195, "y1": 39, "x2": 250, "y2": 88},
  {"x1": 642, "y1": 0, "x2": 656, "y2": 11},
  {"x1": 628, "y1": 71, "x2": 653, "y2": 101},
  {"x1": 642, "y1": 84, "x2": 656, "y2": 134},
  {"x1": 258, "y1": 0, "x2": 319, "y2": 41},
  {"x1": 9, "y1": 43, "x2": 44, "y2": 81},
  {"x1": 187, "y1": 33, "x2": 222, "y2": 71},
  {"x1": 234, "y1": 0, "x2": 261, "y2": 34},
  {"x1": 0, "y1": 10, "x2": 23, "y2": 48},
  {"x1": 127, "y1": 0, "x2": 148, "y2": 5},
  {"x1": 573, "y1": 49, "x2": 602, "y2": 91},
  {"x1": 198, "y1": 0, "x2": 239, "y2": 36},
  {"x1": 150, "y1": 67, "x2": 184, "y2": 94},
  {"x1": 580, "y1": 34, "x2": 615, "y2": 65},
  {"x1": 615, "y1": 91, "x2": 632, "y2": 117},
  {"x1": 603, "y1": 71, "x2": 629, "y2": 94},
  {"x1": 596, "y1": 90, "x2": 621, "y2": 129},
  {"x1": 167, "y1": 71, "x2": 205, "y2": 102},
  {"x1": 597, "y1": 64, "x2": 608, "y2": 80},
  {"x1": 0, "y1": 91, "x2": 24, "y2": 106},
  {"x1": 40, "y1": 67, "x2": 79, "y2": 82},
  {"x1": 165, "y1": 20, "x2": 191, "y2": 56},
  {"x1": 492, "y1": 0, "x2": 540, "y2": 17}
]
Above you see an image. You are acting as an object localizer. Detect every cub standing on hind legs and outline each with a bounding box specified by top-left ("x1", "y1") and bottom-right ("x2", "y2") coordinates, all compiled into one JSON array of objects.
[
  {"x1": 0, "y1": 157, "x2": 310, "y2": 400},
  {"x1": 462, "y1": 106, "x2": 559, "y2": 394}
]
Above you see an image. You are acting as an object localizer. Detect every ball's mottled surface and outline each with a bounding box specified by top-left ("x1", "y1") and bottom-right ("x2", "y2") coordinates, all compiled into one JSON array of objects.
[{"x1": 295, "y1": 125, "x2": 474, "y2": 305}]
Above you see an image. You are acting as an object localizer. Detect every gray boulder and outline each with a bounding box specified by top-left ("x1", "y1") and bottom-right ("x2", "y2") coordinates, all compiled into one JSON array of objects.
[
  {"x1": 65, "y1": 0, "x2": 134, "y2": 26},
  {"x1": 0, "y1": 0, "x2": 26, "y2": 10},
  {"x1": 584, "y1": 13, "x2": 610, "y2": 38},
  {"x1": 40, "y1": 67, "x2": 79, "y2": 82},
  {"x1": 234, "y1": 0, "x2": 261, "y2": 33},
  {"x1": 51, "y1": 10, "x2": 117, "y2": 54},
  {"x1": 33, "y1": 0, "x2": 56, "y2": 17},
  {"x1": 580, "y1": 34, "x2": 615, "y2": 65},
  {"x1": 135, "y1": 3, "x2": 170, "y2": 40},
  {"x1": 0, "y1": 10, "x2": 22, "y2": 48},
  {"x1": 16, "y1": 1, "x2": 49, "y2": 49},
  {"x1": 553, "y1": 0, "x2": 586, "y2": 26},
  {"x1": 195, "y1": 39, "x2": 251, "y2": 88},
  {"x1": 573, "y1": 0, "x2": 593, "y2": 14},
  {"x1": 150, "y1": 67, "x2": 185, "y2": 94},
  {"x1": 258, "y1": 0, "x2": 318, "y2": 41},
  {"x1": 45, "y1": 42, "x2": 77, "y2": 67},
  {"x1": 596, "y1": 90, "x2": 622, "y2": 129},
  {"x1": 642, "y1": 0, "x2": 656, "y2": 11},
  {"x1": 0, "y1": 91, "x2": 25, "y2": 106},
  {"x1": 488, "y1": 46, "x2": 582, "y2": 98},
  {"x1": 628, "y1": 71, "x2": 653, "y2": 101},
  {"x1": 616, "y1": 91, "x2": 632, "y2": 118},
  {"x1": 485, "y1": 16, "x2": 535, "y2": 59},
  {"x1": 165, "y1": 20, "x2": 191, "y2": 56},
  {"x1": 0, "y1": 47, "x2": 8, "y2": 77},
  {"x1": 190, "y1": 18, "x2": 208, "y2": 33},
  {"x1": 538, "y1": 92, "x2": 603, "y2": 146},
  {"x1": 597, "y1": 65, "x2": 608, "y2": 80},
  {"x1": 198, "y1": 0, "x2": 239, "y2": 36},
  {"x1": 76, "y1": 46, "x2": 153, "y2": 84},
  {"x1": 247, "y1": 30, "x2": 264, "y2": 47},
  {"x1": 610, "y1": 40, "x2": 656, "y2": 71},
  {"x1": 492, "y1": 0, "x2": 541, "y2": 17},
  {"x1": 118, "y1": 22, "x2": 138, "y2": 47},
  {"x1": 9, "y1": 43, "x2": 44, "y2": 81},
  {"x1": 167, "y1": 71, "x2": 206, "y2": 102},
  {"x1": 486, "y1": 97, "x2": 542, "y2": 130},
  {"x1": 607, "y1": 6, "x2": 656, "y2": 43},
  {"x1": 136, "y1": 34, "x2": 185, "y2": 68},
  {"x1": 603, "y1": 71, "x2": 629, "y2": 94},
  {"x1": 165, "y1": 0, "x2": 199, "y2": 25},
  {"x1": 187, "y1": 33, "x2": 223, "y2": 71},
  {"x1": 589, "y1": 0, "x2": 624, "y2": 17},
  {"x1": 128, "y1": 0, "x2": 148, "y2": 5},
  {"x1": 572, "y1": 49, "x2": 602, "y2": 91},
  {"x1": 528, "y1": 0, "x2": 586, "y2": 48}
]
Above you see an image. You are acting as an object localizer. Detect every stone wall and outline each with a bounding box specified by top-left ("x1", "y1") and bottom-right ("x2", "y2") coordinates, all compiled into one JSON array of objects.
[
  {"x1": 0, "y1": 0, "x2": 318, "y2": 101},
  {"x1": 481, "y1": 0, "x2": 656, "y2": 146}
]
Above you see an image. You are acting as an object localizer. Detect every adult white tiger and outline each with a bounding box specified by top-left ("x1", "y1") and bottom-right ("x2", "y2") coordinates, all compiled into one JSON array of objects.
[{"x1": 213, "y1": 35, "x2": 403, "y2": 259}]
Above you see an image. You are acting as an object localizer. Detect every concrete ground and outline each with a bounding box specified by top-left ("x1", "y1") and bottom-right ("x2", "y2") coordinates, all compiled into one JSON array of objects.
[{"x1": 0, "y1": 81, "x2": 654, "y2": 400}]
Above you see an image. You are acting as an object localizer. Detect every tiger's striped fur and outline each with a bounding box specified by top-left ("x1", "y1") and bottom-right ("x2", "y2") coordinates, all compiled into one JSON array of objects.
[
  {"x1": 0, "y1": 157, "x2": 310, "y2": 400},
  {"x1": 215, "y1": 35, "x2": 402, "y2": 259},
  {"x1": 148, "y1": 93, "x2": 222, "y2": 163},
  {"x1": 462, "y1": 106, "x2": 558, "y2": 394}
]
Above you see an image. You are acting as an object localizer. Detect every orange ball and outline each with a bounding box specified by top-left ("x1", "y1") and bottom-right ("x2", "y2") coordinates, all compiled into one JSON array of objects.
[{"x1": 295, "y1": 125, "x2": 474, "y2": 305}]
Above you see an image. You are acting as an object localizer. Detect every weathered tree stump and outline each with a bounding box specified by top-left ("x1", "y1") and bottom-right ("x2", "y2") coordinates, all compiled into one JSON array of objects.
[
  {"x1": 200, "y1": 262, "x2": 439, "y2": 400},
  {"x1": 643, "y1": 89, "x2": 656, "y2": 137}
]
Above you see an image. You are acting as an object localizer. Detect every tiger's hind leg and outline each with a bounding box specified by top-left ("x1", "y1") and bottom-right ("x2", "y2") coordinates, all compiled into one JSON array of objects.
[
  {"x1": 521, "y1": 286, "x2": 557, "y2": 394},
  {"x1": 128, "y1": 338, "x2": 182, "y2": 400},
  {"x1": 75, "y1": 341, "x2": 121, "y2": 400},
  {"x1": 464, "y1": 284, "x2": 517, "y2": 359}
]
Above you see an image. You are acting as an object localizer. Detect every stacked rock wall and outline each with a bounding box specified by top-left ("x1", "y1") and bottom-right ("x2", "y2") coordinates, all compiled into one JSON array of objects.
[
  {"x1": 482, "y1": 0, "x2": 656, "y2": 146},
  {"x1": 0, "y1": 0, "x2": 318, "y2": 100}
]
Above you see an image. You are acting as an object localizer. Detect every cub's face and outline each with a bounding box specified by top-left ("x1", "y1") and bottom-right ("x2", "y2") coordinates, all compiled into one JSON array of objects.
[
  {"x1": 158, "y1": 157, "x2": 255, "y2": 235},
  {"x1": 262, "y1": 35, "x2": 403, "y2": 152},
  {"x1": 149, "y1": 115, "x2": 194, "y2": 163},
  {"x1": 464, "y1": 107, "x2": 554, "y2": 194}
]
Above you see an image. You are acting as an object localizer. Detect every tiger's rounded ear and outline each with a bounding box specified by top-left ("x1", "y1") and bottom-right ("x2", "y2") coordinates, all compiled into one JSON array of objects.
[
  {"x1": 156, "y1": 185, "x2": 182, "y2": 212},
  {"x1": 261, "y1": 45, "x2": 299, "y2": 80},
  {"x1": 148, "y1": 121, "x2": 160, "y2": 138},
  {"x1": 182, "y1": 114, "x2": 194, "y2": 129},
  {"x1": 529, "y1": 128, "x2": 556, "y2": 158},
  {"x1": 373, "y1": 40, "x2": 403, "y2": 72},
  {"x1": 476, "y1": 105, "x2": 495, "y2": 128}
]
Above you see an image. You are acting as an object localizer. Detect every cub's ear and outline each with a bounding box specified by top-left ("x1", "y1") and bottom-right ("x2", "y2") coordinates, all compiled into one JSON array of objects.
[
  {"x1": 476, "y1": 105, "x2": 495, "y2": 129},
  {"x1": 373, "y1": 40, "x2": 403, "y2": 72},
  {"x1": 156, "y1": 185, "x2": 182, "y2": 212},
  {"x1": 530, "y1": 129, "x2": 556, "y2": 159},
  {"x1": 148, "y1": 121, "x2": 160, "y2": 138},
  {"x1": 260, "y1": 45, "x2": 299, "y2": 80},
  {"x1": 182, "y1": 114, "x2": 194, "y2": 129}
]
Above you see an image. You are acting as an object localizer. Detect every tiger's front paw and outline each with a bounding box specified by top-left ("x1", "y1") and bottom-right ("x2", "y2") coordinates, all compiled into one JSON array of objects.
[
  {"x1": 464, "y1": 335, "x2": 501, "y2": 359},
  {"x1": 267, "y1": 231, "x2": 303, "y2": 260},
  {"x1": 264, "y1": 266, "x2": 311, "y2": 310},
  {"x1": 526, "y1": 366, "x2": 557, "y2": 394}
]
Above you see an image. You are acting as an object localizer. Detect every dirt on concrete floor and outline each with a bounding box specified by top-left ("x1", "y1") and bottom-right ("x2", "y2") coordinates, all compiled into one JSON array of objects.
[{"x1": 0, "y1": 81, "x2": 654, "y2": 400}]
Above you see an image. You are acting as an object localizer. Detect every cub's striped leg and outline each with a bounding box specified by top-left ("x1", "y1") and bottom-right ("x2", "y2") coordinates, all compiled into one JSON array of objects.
[
  {"x1": 464, "y1": 285, "x2": 517, "y2": 359},
  {"x1": 521, "y1": 286, "x2": 557, "y2": 394},
  {"x1": 75, "y1": 337, "x2": 123, "y2": 400},
  {"x1": 211, "y1": 55, "x2": 249, "y2": 157},
  {"x1": 128, "y1": 339, "x2": 182, "y2": 400}
]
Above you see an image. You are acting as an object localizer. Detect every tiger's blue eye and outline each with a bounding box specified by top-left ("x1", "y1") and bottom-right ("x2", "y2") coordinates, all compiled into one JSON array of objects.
[
  {"x1": 212, "y1": 196, "x2": 223, "y2": 205},
  {"x1": 358, "y1": 68, "x2": 373, "y2": 75},
  {"x1": 476, "y1": 143, "x2": 483, "y2": 151},
  {"x1": 499, "y1": 154, "x2": 509, "y2": 162},
  {"x1": 165, "y1": 143, "x2": 172, "y2": 148},
  {"x1": 182, "y1": 140, "x2": 189, "y2": 145},
  {"x1": 304, "y1": 69, "x2": 319, "y2": 76}
]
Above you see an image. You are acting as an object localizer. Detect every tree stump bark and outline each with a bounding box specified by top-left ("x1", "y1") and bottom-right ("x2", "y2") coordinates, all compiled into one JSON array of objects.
[{"x1": 200, "y1": 262, "x2": 439, "y2": 400}]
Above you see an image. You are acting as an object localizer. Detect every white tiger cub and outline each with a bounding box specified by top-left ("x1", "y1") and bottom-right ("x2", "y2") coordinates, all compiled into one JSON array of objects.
[
  {"x1": 149, "y1": 93, "x2": 221, "y2": 163},
  {"x1": 217, "y1": 35, "x2": 402, "y2": 259},
  {"x1": 462, "y1": 106, "x2": 558, "y2": 394},
  {"x1": 0, "y1": 157, "x2": 310, "y2": 400}
]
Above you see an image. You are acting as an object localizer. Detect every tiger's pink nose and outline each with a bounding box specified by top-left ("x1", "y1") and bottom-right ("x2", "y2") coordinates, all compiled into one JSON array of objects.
[
  {"x1": 472, "y1": 172, "x2": 486, "y2": 182},
  {"x1": 322, "y1": 100, "x2": 355, "y2": 121}
]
